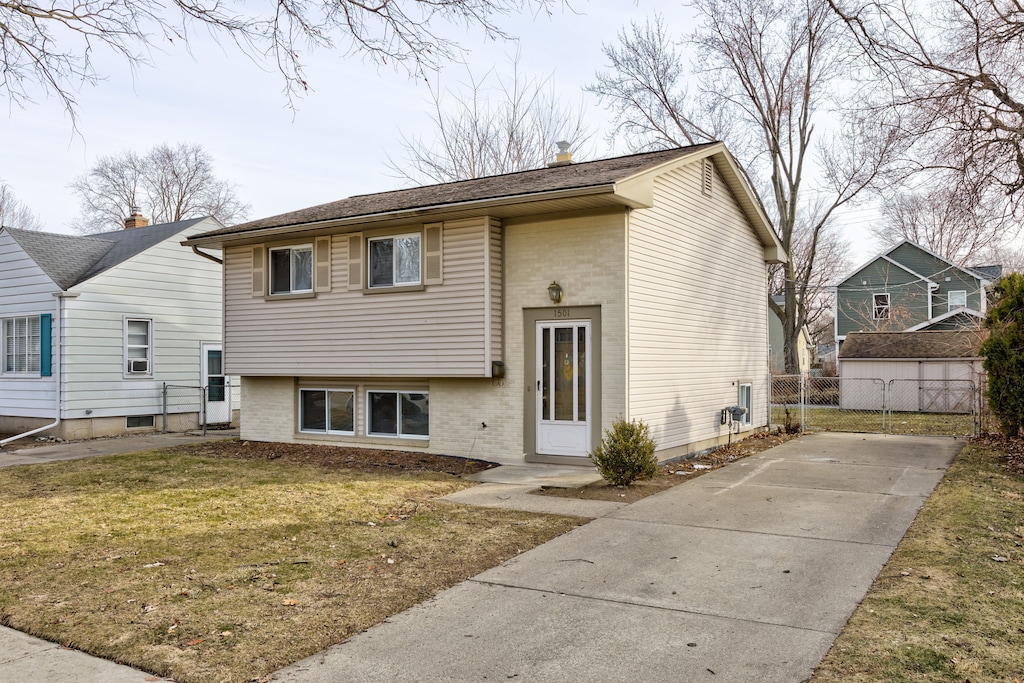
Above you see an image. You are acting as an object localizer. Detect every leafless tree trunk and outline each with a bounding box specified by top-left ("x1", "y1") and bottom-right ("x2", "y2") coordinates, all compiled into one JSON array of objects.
[
  {"x1": 70, "y1": 143, "x2": 250, "y2": 233},
  {"x1": 589, "y1": 0, "x2": 902, "y2": 373},
  {"x1": 387, "y1": 53, "x2": 596, "y2": 183},
  {"x1": 2, "y1": 0, "x2": 557, "y2": 122},
  {"x1": 0, "y1": 182, "x2": 43, "y2": 230}
]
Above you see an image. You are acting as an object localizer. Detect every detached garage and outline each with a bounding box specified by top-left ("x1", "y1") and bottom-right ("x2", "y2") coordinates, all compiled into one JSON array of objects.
[{"x1": 838, "y1": 331, "x2": 985, "y2": 413}]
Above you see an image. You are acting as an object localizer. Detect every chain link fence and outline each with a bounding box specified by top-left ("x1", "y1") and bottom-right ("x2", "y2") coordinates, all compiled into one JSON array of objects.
[
  {"x1": 772, "y1": 374, "x2": 978, "y2": 437},
  {"x1": 162, "y1": 384, "x2": 204, "y2": 434}
]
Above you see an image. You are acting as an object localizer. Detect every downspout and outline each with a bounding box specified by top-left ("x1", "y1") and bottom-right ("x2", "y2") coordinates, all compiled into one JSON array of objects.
[
  {"x1": 1, "y1": 292, "x2": 70, "y2": 447},
  {"x1": 192, "y1": 245, "x2": 223, "y2": 264}
]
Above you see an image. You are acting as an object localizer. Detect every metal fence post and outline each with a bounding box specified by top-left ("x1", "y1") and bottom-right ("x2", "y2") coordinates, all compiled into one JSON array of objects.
[
  {"x1": 162, "y1": 382, "x2": 168, "y2": 433},
  {"x1": 200, "y1": 385, "x2": 207, "y2": 437}
]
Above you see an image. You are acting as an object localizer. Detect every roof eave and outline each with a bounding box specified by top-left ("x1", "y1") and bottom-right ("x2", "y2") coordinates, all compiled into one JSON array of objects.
[{"x1": 184, "y1": 184, "x2": 622, "y2": 247}]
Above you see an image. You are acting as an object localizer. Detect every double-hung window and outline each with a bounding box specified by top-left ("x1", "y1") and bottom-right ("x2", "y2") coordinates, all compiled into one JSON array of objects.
[
  {"x1": 948, "y1": 290, "x2": 967, "y2": 311},
  {"x1": 125, "y1": 318, "x2": 152, "y2": 375},
  {"x1": 270, "y1": 245, "x2": 313, "y2": 294},
  {"x1": 872, "y1": 293, "x2": 890, "y2": 320},
  {"x1": 368, "y1": 234, "x2": 421, "y2": 288},
  {"x1": 299, "y1": 389, "x2": 355, "y2": 434},
  {"x1": 3, "y1": 316, "x2": 41, "y2": 374},
  {"x1": 367, "y1": 391, "x2": 429, "y2": 438}
]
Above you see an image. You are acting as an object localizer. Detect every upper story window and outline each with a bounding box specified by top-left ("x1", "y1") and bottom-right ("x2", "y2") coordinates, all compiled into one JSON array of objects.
[
  {"x1": 872, "y1": 293, "x2": 890, "y2": 320},
  {"x1": 3, "y1": 316, "x2": 40, "y2": 374},
  {"x1": 948, "y1": 290, "x2": 967, "y2": 311},
  {"x1": 125, "y1": 318, "x2": 152, "y2": 375},
  {"x1": 368, "y1": 234, "x2": 420, "y2": 288},
  {"x1": 270, "y1": 245, "x2": 313, "y2": 294}
]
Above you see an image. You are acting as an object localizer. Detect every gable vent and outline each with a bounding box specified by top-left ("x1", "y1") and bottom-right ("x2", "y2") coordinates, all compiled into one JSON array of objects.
[{"x1": 702, "y1": 158, "x2": 714, "y2": 196}]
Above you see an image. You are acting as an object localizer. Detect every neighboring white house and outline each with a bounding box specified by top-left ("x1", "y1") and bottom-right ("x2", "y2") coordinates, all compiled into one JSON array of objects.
[
  {"x1": 185, "y1": 143, "x2": 786, "y2": 465},
  {"x1": 768, "y1": 294, "x2": 813, "y2": 374},
  {"x1": 0, "y1": 215, "x2": 236, "y2": 441}
]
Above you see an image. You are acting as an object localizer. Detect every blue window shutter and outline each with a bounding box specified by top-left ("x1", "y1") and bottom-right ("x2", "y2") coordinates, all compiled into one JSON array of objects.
[{"x1": 40, "y1": 314, "x2": 52, "y2": 377}]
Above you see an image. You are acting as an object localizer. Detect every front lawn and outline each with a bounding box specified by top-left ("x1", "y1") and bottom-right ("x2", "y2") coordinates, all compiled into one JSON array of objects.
[{"x1": 0, "y1": 448, "x2": 582, "y2": 682}]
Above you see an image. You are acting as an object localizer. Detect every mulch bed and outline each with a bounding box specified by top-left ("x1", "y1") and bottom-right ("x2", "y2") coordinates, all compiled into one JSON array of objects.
[{"x1": 173, "y1": 439, "x2": 498, "y2": 477}]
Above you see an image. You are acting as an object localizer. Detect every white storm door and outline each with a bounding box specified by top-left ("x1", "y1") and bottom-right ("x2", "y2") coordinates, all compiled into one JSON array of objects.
[
  {"x1": 536, "y1": 321, "x2": 591, "y2": 457},
  {"x1": 201, "y1": 343, "x2": 230, "y2": 424}
]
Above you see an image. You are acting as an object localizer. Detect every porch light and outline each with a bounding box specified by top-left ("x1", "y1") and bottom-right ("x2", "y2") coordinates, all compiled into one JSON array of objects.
[{"x1": 547, "y1": 281, "x2": 563, "y2": 304}]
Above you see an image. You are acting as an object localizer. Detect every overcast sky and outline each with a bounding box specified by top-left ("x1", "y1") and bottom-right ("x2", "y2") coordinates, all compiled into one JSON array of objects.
[{"x1": 3, "y1": 0, "x2": 885, "y2": 260}]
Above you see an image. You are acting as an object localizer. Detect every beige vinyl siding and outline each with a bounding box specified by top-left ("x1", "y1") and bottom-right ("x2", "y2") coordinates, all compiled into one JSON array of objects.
[
  {"x1": 224, "y1": 218, "x2": 500, "y2": 378},
  {"x1": 60, "y1": 220, "x2": 226, "y2": 419},
  {"x1": 627, "y1": 160, "x2": 770, "y2": 451},
  {"x1": 0, "y1": 230, "x2": 59, "y2": 418},
  {"x1": 488, "y1": 217, "x2": 503, "y2": 364}
]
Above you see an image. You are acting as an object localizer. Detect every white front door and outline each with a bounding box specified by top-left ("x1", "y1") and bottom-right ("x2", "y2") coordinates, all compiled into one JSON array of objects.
[
  {"x1": 536, "y1": 321, "x2": 591, "y2": 457},
  {"x1": 201, "y1": 343, "x2": 230, "y2": 425}
]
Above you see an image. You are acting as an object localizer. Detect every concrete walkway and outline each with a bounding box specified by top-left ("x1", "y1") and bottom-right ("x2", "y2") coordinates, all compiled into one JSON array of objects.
[
  {"x1": 0, "y1": 429, "x2": 239, "y2": 468},
  {"x1": 0, "y1": 432, "x2": 961, "y2": 682},
  {"x1": 272, "y1": 433, "x2": 961, "y2": 682}
]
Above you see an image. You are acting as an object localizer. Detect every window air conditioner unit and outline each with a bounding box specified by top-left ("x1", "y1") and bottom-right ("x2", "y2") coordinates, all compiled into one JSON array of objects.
[{"x1": 129, "y1": 359, "x2": 149, "y2": 373}]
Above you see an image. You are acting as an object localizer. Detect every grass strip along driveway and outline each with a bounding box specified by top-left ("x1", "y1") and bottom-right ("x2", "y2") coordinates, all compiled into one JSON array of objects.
[
  {"x1": 0, "y1": 447, "x2": 582, "y2": 683},
  {"x1": 811, "y1": 439, "x2": 1024, "y2": 682}
]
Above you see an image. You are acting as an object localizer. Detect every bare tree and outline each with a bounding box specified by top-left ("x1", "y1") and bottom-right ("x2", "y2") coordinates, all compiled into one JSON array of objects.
[
  {"x1": 1, "y1": 0, "x2": 557, "y2": 122},
  {"x1": 70, "y1": 143, "x2": 250, "y2": 233},
  {"x1": 0, "y1": 182, "x2": 43, "y2": 230},
  {"x1": 873, "y1": 178, "x2": 1016, "y2": 266},
  {"x1": 388, "y1": 54, "x2": 596, "y2": 183},
  {"x1": 589, "y1": 0, "x2": 902, "y2": 372},
  {"x1": 828, "y1": 0, "x2": 1024, "y2": 204}
]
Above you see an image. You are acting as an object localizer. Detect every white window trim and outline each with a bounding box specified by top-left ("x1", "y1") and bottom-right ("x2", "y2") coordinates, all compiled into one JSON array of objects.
[
  {"x1": 2, "y1": 315, "x2": 41, "y2": 376},
  {"x1": 948, "y1": 290, "x2": 967, "y2": 311},
  {"x1": 124, "y1": 317, "x2": 153, "y2": 378},
  {"x1": 269, "y1": 244, "x2": 314, "y2": 295},
  {"x1": 872, "y1": 292, "x2": 890, "y2": 320},
  {"x1": 739, "y1": 382, "x2": 753, "y2": 426},
  {"x1": 367, "y1": 233, "x2": 422, "y2": 289},
  {"x1": 298, "y1": 387, "x2": 356, "y2": 435},
  {"x1": 365, "y1": 389, "x2": 429, "y2": 439}
]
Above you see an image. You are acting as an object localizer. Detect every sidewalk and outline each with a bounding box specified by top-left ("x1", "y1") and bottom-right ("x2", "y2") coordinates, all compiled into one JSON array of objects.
[
  {"x1": 0, "y1": 430, "x2": 239, "y2": 468},
  {"x1": 0, "y1": 432, "x2": 961, "y2": 682}
]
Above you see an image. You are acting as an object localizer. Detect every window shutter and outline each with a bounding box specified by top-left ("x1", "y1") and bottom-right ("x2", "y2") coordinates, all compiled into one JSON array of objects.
[
  {"x1": 251, "y1": 245, "x2": 265, "y2": 296},
  {"x1": 347, "y1": 234, "x2": 363, "y2": 290},
  {"x1": 423, "y1": 223, "x2": 443, "y2": 285},
  {"x1": 40, "y1": 314, "x2": 52, "y2": 377},
  {"x1": 702, "y1": 158, "x2": 713, "y2": 196},
  {"x1": 314, "y1": 236, "x2": 332, "y2": 292}
]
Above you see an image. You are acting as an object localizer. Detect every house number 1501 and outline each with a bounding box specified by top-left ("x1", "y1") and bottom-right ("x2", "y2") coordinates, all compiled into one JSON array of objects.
[{"x1": 554, "y1": 308, "x2": 571, "y2": 318}]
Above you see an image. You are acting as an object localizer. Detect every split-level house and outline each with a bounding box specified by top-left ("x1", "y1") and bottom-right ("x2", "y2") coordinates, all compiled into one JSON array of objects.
[
  {"x1": 0, "y1": 214, "x2": 234, "y2": 442},
  {"x1": 834, "y1": 240, "x2": 1001, "y2": 348},
  {"x1": 184, "y1": 143, "x2": 786, "y2": 465}
]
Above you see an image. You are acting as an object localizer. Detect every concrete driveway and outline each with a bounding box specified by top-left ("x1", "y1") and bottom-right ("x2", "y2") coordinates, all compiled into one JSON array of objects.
[{"x1": 272, "y1": 432, "x2": 961, "y2": 682}]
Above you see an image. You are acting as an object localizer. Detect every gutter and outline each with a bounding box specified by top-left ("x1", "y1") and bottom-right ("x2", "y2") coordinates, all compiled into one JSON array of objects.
[
  {"x1": 191, "y1": 245, "x2": 223, "y2": 264},
  {"x1": 1, "y1": 292, "x2": 74, "y2": 448},
  {"x1": 182, "y1": 185, "x2": 619, "y2": 247}
]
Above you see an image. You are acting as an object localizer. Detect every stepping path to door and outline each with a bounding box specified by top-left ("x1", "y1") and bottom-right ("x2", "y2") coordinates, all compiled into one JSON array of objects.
[{"x1": 272, "y1": 432, "x2": 961, "y2": 683}]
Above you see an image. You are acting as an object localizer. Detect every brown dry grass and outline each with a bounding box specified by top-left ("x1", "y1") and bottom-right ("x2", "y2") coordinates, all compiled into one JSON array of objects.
[{"x1": 0, "y1": 448, "x2": 582, "y2": 682}]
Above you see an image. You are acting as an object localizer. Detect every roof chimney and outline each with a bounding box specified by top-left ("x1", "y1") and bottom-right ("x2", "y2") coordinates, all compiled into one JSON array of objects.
[
  {"x1": 124, "y1": 206, "x2": 149, "y2": 230},
  {"x1": 547, "y1": 141, "x2": 573, "y2": 168}
]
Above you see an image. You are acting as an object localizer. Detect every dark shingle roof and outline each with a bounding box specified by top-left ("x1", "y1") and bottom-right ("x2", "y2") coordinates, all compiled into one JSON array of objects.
[
  {"x1": 968, "y1": 264, "x2": 1002, "y2": 281},
  {"x1": 839, "y1": 331, "x2": 984, "y2": 359},
  {"x1": 195, "y1": 144, "x2": 719, "y2": 239},
  {"x1": 5, "y1": 218, "x2": 208, "y2": 290}
]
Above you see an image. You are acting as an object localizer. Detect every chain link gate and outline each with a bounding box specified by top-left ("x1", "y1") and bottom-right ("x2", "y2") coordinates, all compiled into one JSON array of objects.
[
  {"x1": 162, "y1": 384, "x2": 205, "y2": 434},
  {"x1": 771, "y1": 374, "x2": 978, "y2": 437}
]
